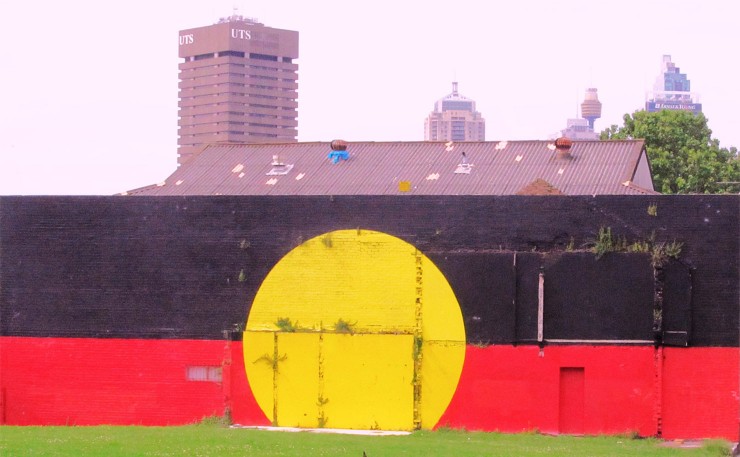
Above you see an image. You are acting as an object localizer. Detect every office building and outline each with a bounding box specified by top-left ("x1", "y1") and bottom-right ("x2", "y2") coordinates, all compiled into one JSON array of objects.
[
  {"x1": 645, "y1": 55, "x2": 701, "y2": 114},
  {"x1": 424, "y1": 82, "x2": 485, "y2": 142},
  {"x1": 178, "y1": 13, "x2": 299, "y2": 164}
]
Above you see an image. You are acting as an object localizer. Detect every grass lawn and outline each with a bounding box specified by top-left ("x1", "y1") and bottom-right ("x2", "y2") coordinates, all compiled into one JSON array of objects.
[{"x1": 0, "y1": 424, "x2": 733, "y2": 457}]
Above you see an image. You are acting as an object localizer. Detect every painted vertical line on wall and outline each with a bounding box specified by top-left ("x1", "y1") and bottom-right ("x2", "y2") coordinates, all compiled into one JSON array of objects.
[
  {"x1": 537, "y1": 270, "x2": 544, "y2": 343},
  {"x1": 317, "y1": 332, "x2": 326, "y2": 428},
  {"x1": 413, "y1": 248, "x2": 424, "y2": 430},
  {"x1": 222, "y1": 337, "x2": 232, "y2": 416},
  {"x1": 272, "y1": 332, "x2": 278, "y2": 426},
  {"x1": 512, "y1": 252, "x2": 518, "y2": 340},
  {"x1": 654, "y1": 346, "x2": 664, "y2": 438}
]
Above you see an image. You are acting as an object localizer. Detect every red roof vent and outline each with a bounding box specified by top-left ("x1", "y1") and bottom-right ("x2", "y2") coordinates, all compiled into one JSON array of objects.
[
  {"x1": 554, "y1": 136, "x2": 573, "y2": 150},
  {"x1": 554, "y1": 136, "x2": 573, "y2": 159},
  {"x1": 330, "y1": 140, "x2": 348, "y2": 151}
]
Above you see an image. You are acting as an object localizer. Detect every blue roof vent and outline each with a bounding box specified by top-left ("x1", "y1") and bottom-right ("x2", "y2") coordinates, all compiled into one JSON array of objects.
[{"x1": 328, "y1": 139, "x2": 349, "y2": 164}]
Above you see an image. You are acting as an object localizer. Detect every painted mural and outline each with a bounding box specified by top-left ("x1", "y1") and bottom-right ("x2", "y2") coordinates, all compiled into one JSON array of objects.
[
  {"x1": 1, "y1": 195, "x2": 738, "y2": 440},
  {"x1": 243, "y1": 229, "x2": 465, "y2": 430}
]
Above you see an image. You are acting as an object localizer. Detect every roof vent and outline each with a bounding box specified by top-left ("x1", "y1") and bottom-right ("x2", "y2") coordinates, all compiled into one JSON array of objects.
[
  {"x1": 554, "y1": 136, "x2": 573, "y2": 159},
  {"x1": 330, "y1": 140, "x2": 348, "y2": 151},
  {"x1": 328, "y1": 140, "x2": 349, "y2": 164},
  {"x1": 266, "y1": 154, "x2": 294, "y2": 175},
  {"x1": 454, "y1": 151, "x2": 473, "y2": 174}
]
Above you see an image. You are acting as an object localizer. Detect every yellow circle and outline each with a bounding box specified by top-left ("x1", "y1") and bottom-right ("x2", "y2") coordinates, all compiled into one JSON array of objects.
[{"x1": 243, "y1": 229, "x2": 465, "y2": 430}]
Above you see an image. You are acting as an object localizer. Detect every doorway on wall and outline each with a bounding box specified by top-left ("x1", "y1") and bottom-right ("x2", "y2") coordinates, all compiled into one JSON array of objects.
[{"x1": 559, "y1": 367, "x2": 585, "y2": 434}]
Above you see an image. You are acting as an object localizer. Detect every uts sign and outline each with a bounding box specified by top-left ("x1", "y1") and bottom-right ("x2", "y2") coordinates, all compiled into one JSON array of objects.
[
  {"x1": 178, "y1": 28, "x2": 252, "y2": 46},
  {"x1": 231, "y1": 29, "x2": 252, "y2": 39}
]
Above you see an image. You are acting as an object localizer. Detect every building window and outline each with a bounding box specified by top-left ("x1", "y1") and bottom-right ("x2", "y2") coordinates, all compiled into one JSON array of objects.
[
  {"x1": 219, "y1": 50, "x2": 245, "y2": 58},
  {"x1": 194, "y1": 53, "x2": 215, "y2": 61},
  {"x1": 186, "y1": 366, "x2": 222, "y2": 382},
  {"x1": 249, "y1": 53, "x2": 278, "y2": 62}
]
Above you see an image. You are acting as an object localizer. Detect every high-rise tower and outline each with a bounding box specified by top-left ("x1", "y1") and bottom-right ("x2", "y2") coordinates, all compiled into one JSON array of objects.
[
  {"x1": 424, "y1": 82, "x2": 485, "y2": 142},
  {"x1": 645, "y1": 55, "x2": 701, "y2": 114},
  {"x1": 177, "y1": 13, "x2": 299, "y2": 165},
  {"x1": 580, "y1": 88, "x2": 602, "y2": 131},
  {"x1": 558, "y1": 88, "x2": 602, "y2": 140}
]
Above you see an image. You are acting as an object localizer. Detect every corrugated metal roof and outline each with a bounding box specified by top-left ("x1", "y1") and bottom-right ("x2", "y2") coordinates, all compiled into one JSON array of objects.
[{"x1": 125, "y1": 140, "x2": 657, "y2": 196}]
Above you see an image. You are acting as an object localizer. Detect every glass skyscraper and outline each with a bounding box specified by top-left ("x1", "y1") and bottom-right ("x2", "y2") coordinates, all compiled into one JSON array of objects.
[{"x1": 645, "y1": 55, "x2": 701, "y2": 114}]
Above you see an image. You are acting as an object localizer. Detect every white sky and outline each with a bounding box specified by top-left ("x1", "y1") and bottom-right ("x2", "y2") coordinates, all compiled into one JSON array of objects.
[{"x1": 1, "y1": 0, "x2": 738, "y2": 195}]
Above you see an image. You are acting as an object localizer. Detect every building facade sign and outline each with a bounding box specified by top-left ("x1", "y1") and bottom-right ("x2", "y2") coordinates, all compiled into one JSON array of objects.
[
  {"x1": 179, "y1": 34, "x2": 194, "y2": 45},
  {"x1": 231, "y1": 29, "x2": 252, "y2": 39},
  {"x1": 645, "y1": 101, "x2": 702, "y2": 114}
]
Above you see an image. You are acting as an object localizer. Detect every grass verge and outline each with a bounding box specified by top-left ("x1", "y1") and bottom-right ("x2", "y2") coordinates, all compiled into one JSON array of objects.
[{"x1": 0, "y1": 424, "x2": 733, "y2": 457}]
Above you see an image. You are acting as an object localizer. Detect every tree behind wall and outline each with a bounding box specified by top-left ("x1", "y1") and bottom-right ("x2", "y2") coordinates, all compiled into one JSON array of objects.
[{"x1": 601, "y1": 110, "x2": 740, "y2": 194}]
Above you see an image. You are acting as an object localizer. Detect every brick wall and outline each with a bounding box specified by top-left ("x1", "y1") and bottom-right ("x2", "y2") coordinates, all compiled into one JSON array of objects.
[{"x1": 1, "y1": 194, "x2": 738, "y2": 437}]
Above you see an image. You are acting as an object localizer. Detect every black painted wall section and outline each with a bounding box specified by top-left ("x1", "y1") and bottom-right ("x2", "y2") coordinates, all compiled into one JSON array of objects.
[{"x1": 0, "y1": 195, "x2": 737, "y2": 346}]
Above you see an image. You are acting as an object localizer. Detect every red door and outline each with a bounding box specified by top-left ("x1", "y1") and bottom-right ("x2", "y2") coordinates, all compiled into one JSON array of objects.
[{"x1": 559, "y1": 367, "x2": 585, "y2": 434}]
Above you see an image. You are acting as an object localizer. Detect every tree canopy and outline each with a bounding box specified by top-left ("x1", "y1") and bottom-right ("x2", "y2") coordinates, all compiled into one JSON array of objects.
[{"x1": 600, "y1": 110, "x2": 740, "y2": 194}]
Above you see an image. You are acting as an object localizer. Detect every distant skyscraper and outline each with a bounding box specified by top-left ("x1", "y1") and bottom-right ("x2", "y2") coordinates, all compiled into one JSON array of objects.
[
  {"x1": 645, "y1": 55, "x2": 701, "y2": 114},
  {"x1": 559, "y1": 88, "x2": 601, "y2": 140},
  {"x1": 177, "y1": 13, "x2": 299, "y2": 164},
  {"x1": 424, "y1": 82, "x2": 485, "y2": 142}
]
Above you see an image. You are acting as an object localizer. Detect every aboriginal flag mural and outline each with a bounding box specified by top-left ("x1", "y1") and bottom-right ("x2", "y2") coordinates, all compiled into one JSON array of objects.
[
  {"x1": 0, "y1": 195, "x2": 738, "y2": 439},
  {"x1": 244, "y1": 229, "x2": 465, "y2": 430}
]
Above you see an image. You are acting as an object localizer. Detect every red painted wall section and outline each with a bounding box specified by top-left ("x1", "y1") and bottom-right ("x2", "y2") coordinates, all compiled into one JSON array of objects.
[
  {"x1": 0, "y1": 337, "x2": 263, "y2": 426},
  {"x1": 226, "y1": 340, "x2": 270, "y2": 426},
  {"x1": 661, "y1": 347, "x2": 739, "y2": 440},
  {"x1": 438, "y1": 345, "x2": 659, "y2": 437},
  {"x1": 2, "y1": 337, "x2": 737, "y2": 440}
]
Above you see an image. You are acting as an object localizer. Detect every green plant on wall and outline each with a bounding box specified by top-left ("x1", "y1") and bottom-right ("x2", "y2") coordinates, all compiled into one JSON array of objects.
[
  {"x1": 333, "y1": 319, "x2": 356, "y2": 334},
  {"x1": 651, "y1": 242, "x2": 667, "y2": 267},
  {"x1": 253, "y1": 353, "x2": 287, "y2": 371},
  {"x1": 590, "y1": 227, "x2": 614, "y2": 259},
  {"x1": 664, "y1": 240, "x2": 683, "y2": 259},
  {"x1": 589, "y1": 227, "x2": 684, "y2": 266},
  {"x1": 275, "y1": 317, "x2": 297, "y2": 332},
  {"x1": 413, "y1": 336, "x2": 423, "y2": 361},
  {"x1": 651, "y1": 240, "x2": 684, "y2": 268},
  {"x1": 627, "y1": 240, "x2": 651, "y2": 253}
]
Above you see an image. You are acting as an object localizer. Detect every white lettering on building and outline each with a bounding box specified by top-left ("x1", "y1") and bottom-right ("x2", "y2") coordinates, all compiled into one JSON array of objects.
[
  {"x1": 179, "y1": 34, "x2": 194, "y2": 45},
  {"x1": 231, "y1": 29, "x2": 252, "y2": 39}
]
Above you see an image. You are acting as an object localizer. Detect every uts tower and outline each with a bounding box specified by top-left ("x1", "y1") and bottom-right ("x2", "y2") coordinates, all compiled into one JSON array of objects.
[{"x1": 177, "y1": 14, "x2": 299, "y2": 164}]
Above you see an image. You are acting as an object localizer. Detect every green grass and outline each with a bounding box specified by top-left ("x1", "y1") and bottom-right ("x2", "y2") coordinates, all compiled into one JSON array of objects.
[{"x1": 0, "y1": 424, "x2": 732, "y2": 457}]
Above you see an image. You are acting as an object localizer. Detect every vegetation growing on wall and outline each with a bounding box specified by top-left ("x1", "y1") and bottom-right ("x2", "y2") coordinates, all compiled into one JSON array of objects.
[{"x1": 587, "y1": 227, "x2": 683, "y2": 265}]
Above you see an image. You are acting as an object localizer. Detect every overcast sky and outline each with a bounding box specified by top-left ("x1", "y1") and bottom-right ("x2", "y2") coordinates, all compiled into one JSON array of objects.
[{"x1": 1, "y1": 0, "x2": 737, "y2": 195}]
